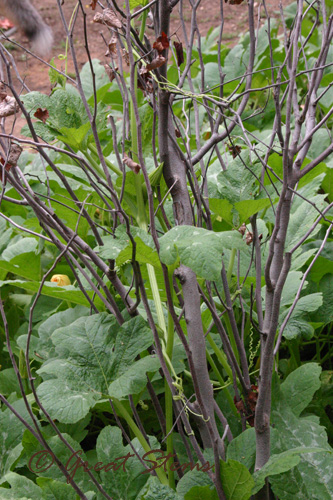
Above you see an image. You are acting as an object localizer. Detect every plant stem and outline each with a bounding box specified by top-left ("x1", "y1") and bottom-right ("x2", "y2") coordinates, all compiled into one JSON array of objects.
[{"x1": 112, "y1": 398, "x2": 168, "y2": 485}]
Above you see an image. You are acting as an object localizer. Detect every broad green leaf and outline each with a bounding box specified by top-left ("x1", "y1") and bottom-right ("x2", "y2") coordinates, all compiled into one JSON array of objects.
[
  {"x1": 0, "y1": 237, "x2": 41, "y2": 281},
  {"x1": 309, "y1": 256, "x2": 333, "y2": 283},
  {"x1": 234, "y1": 198, "x2": 273, "y2": 223},
  {"x1": 22, "y1": 87, "x2": 88, "y2": 132},
  {"x1": 21, "y1": 430, "x2": 96, "y2": 494},
  {"x1": 35, "y1": 305, "x2": 90, "y2": 360},
  {"x1": 209, "y1": 199, "x2": 233, "y2": 225},
  {"x1": 108, "y1": 355, "x2": 161, "y2": 399},
  {"x1": 116, "y1": 237, "x2": 160, "y2": 268},
  {"x1": 0, "y1": 367, "x2": 21, "y2": 396},
  {"x1": 57, "y1": 122, "x2": 91, "y2": 149},
  {"x1": 0, "y1": 472, "x2": 45, "y2": 500},
  {"x1": 280, "y1": 294, "x2": 323, "y2": 340},
  {"x1": 226, "y1": 428, "x2": 256, "y2": 471},
  {"x1": 184, "y1": 485, "x2": 217, "y2": 500},
  {"x1": 285, "y1": 194, "x2": 326, "y2": 251},
  {"x1": 280, "y1": 363, "x2": 322, "y2": 417},
  {"x1": 215, "y1": 152, "x2": 261, "y2": 205},
  {"x1": 139, "y1": 476, "x2": 180, "y2": 500},
  {"x1": 177, "y1": 470, "x2": 213, "y2": 499},
  {"x1": 309, "y1": 274, "x2": 333, "y2": 324},
  {"x1": 283, "y1": 318, "x2": 314, "y2": 340},
  {"x1": 219, "y1": 459, "x2": 254, "y2": 500},
  {"x1": 36, "y1": 315, "x2": 154, "y2": 423},
  {"x1": 96, "y1": 426, "x2": 151, "y2": 500},
  {"x1": 0, "y1": 280, "x2": 105, "y2": 309},
  {"x1": 159, "y1": 226, "x2": 245, "y2": 280},
  {"x1": 252, "y1": 447, "x2": 328, "y2": 495},
  {"x1": 95, "y1": 237, "x2": 128, "y2": 260},
  {"x1": 270, "y1": 365, "x2": 333, "y2": 500},
  {"x1": 0, "y1": 399, "x2": 34, "y2": 476},
  {"x1": 270, "y1": 407, "x2": 333, "y2": 500},
  {"x1": 36, "y1": 478, "x2": 78, "y2": 500}
]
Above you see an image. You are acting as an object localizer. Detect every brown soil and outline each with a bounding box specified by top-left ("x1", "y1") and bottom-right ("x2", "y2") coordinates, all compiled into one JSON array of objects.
[{"x1": 1, "y1": 0, "x2": 293, "y2": 134}]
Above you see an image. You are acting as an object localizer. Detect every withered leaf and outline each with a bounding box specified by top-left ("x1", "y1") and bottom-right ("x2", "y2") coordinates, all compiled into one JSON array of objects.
[
  {"x1": 123, "y1": 153, "x2": 141, "y2": 174},
  {"x1": 105, "y1": 33, "x2": 118, "y2": 58},
  {"x1": 225, "y1": 0, "x2": 244, "y2": 4},
  {"x1": 228, "y1": 143, "x2": 242, "y2": 158},
  {"x1": 122, "y1": 48, "x2": 130, "y2": 65},
  {"x1": 238, "y1": 222, "x2": 247, "y2": 236},
  {"x1": 0, "y1": 144, "x2": 22, "y2": 182},
  {"x1": 89, "y1": 0, "x2": 98, "y2": 9},
  {"x1": 138, "y1": 70, "x2": 154, "y2": 94},
  {"x1": 34, "y1": 108, "x2": 49, "y2": 123},
  {"x1": 93, "y1": 9, "x2": 122, "y2": 29},
  {"x1": 104, "y1": 64, "x2": 118, "y2": 82},
  {"x1": 174, "y1": 41, "x2": 184, "y2": 66},
  {"x1": 146, "y1": 55, "x2": 166, "y2": 71},
  {"x1": 245, "y1": 231, "x2": 253, "y2": 245},
  {"x1": 153, "y1": 32, "x2": 169, "y2": 53},
  {"x1": 0, "y1": 96, "x2": 19, "y2": 118}
]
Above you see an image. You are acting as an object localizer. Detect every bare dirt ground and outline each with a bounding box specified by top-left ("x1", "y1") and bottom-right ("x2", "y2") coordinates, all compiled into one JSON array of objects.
[{"x1": 1, "y1": 0, "x2": 293, "y2": 94}]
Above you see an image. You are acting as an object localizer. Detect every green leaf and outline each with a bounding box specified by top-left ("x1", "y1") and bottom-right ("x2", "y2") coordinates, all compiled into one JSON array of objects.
[
  {"x1": 270, "y1": 408, "x2": 333, "y2": 500},
  {"x1": 0, "y1": 399, "x2": 34, "y2": 476},
  {"x1": 129, "y1": 0, "x2": 148, "y2": 9},
  {"x1": 270, "y1": 365, "x2": 333, "y2": 500},
  {"x1": 36, "y1": 315, "x2": 154, "y2": 423},
  {"x1": 96, "y1": 426, "x2": 151, "y2": 500},
  {"x1": 215, "y1": 152, "x2": 261, "y2": 205},
  {"x1": 226, "y1": 428, "x2": 256, "y2": 471},
  {"x1": 209, "y1": 199, "x2": 233, "y2": 225},
  {"x1": 57, "y1": 122, "x2": 91, "y2": 149},
  {"x1": 177, "y1": 470, "x2": 213, "y2": 499},
  {"x1": 0, "y1": 368, "x2": 21, "y2": 396},
  {"x1": 0, "y1": 280, "x2": 105, "y2": 309},
  {"x1": 280, "y1": 363, "x2": 322, "y2": 417},
  {"x1": 252, "y1": 448, "x2": 328, "y2": 495},
  {"x1": 108, "y1": 355, "x2": 161, "y2": 399},
  {"x1": 234, "y1": 198, "x2": 273, "y2": 223},
  {"x1": 0, "y1": 472, "x2": 45, "y2": 500},
  {"x1": 0, "y1": 237, "x2": 41, "y2": 281},
  {"x1": 219, "y1": 459, "x2": 254, "y2": 500},
  {"x1": 184, "y1": 485, "x2": 217, "y2": 500},
  {"x1": 159, "y1": 226, "x2": 245, "y2": 280},
  {"x1": 36, "y1": 478, "x2": 78, "y2": 500},
  {"x1": 139, "y1": 476, "x2": 180, "y2": 500}
]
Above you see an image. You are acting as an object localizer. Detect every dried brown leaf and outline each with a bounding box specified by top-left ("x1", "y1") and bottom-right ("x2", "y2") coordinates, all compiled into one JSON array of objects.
[
  {"x1": 104, "y1": 64, "x2": 118, "y2": 82},
  {"x1": 174, "y1": 41, "x2": 184, "y2": 66},
  {"x1": 228, "y1": 143, "x2": 242, "y2": 158},
  {"x1": 123, "y1": 153, "x2": 141, "y2": 174},
  {"x1": 93, "y1": 9, "x2": 122, "y2": 29},
  {"x1": 238, "y1": 223, "x2": 247, "y2": 236},
  {"x1": 122, "y1": 48, "x2": 130, "y2": 65},
  {"x1": 89, "y1": 0, "x2": 98, "y2": 9},
  {"x1": 34, "y1": 108, "x2": 49, "y2": 123},
  {"x1": 153, "y1": 32, "x2": 169, "y2": 53},
  {"x1": 245, "y1": 231, "x2": 253, "y2": 245},
  {"x1": 146, "y1": 55, "x2": 166, "y2": 71},
  {"x1": 105, "y1": 33, "x2": 118, "y2": 57}
]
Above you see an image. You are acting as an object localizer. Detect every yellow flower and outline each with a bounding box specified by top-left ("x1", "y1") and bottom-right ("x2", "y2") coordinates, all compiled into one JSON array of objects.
[{"x1": 50, "y1": 274, "x2": 71, "y2": 286}]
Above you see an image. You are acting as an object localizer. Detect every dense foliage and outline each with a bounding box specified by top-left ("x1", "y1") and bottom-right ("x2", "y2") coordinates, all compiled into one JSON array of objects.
[{"x1": 0, "y1": 1, "x2": 332, "y2": 499}]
